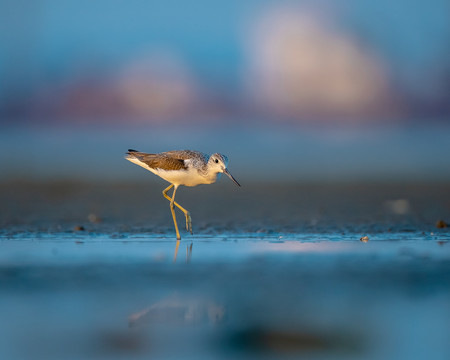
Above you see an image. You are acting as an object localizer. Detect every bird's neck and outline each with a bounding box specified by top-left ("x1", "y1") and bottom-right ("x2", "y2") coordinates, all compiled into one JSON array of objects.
[{"x1": 201, "y1": 167, "x2": 221, "y2": 184}]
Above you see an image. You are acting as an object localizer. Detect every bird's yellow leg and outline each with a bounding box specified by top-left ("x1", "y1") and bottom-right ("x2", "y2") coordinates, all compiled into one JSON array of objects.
[
  {"x1": 173, "y1": 240, "x2": 180, "y2": 263},
  {"x1": 162, "y1": 184, "x2": 193, "y2": 235},
  {"x1": 176, "y1": 202, "x2": 192, "y2": 235},
  {"x1": 163, "y1": 184, "x2": 179, "y2": 239},
  {"x1": 162, "y1": 184, "x2": 174, "y2": 199},
  {"x1": 167, "y1": 185, "x2": 181, "y2": 240}
]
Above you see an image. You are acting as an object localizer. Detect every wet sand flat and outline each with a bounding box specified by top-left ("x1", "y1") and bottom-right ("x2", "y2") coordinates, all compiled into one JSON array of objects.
[{"x1": 2, "y1": 181, "x2": 450, "y2": 234}]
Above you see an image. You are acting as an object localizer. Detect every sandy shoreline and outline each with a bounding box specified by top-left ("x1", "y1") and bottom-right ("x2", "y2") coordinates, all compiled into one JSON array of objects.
[{"x1": 2, "y1": 180, "x2": 449, "y2": 235}]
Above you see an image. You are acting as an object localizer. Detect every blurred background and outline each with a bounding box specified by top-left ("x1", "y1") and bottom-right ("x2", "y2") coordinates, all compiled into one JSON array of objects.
[
  {"x1": 2, "y1": 3, "x2": 450, "y2": 359},
  {"x1": 1, "y1": 0, "x2": 450, "y2": 181}
]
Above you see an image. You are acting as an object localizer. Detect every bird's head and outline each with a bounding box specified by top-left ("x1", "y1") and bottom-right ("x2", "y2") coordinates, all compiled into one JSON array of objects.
[{"x1": 209, "y1": 153, "x2": 240, "y2": 187}]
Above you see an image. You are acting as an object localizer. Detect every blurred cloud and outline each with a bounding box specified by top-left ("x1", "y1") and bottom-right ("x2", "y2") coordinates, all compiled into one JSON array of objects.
[
  {"x1": 31, "y1": 51, "x2": 199, "y2": 122},
  {"x1": 0, "y1": 0, "x2": 449, "y2": 124},
  {"x1": 245, "y1": 7, "x2": 394, "y2": 119},
  {"x1": 116, "y1": 52, "x2": 197, "y2": 120}
]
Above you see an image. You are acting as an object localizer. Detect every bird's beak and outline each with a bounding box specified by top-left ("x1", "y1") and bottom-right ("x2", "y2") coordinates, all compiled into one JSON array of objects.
[{"x1": 223, "y1": 168, "x2": 241, "y2": 187}]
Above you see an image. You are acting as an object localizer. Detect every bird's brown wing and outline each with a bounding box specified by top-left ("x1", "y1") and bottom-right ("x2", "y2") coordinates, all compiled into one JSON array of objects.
[{"x1": 127, "y1": 150, "x2": 187, "y2": 171}]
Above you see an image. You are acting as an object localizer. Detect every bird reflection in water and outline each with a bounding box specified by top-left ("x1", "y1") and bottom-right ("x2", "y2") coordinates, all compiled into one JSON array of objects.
[
  {"x1": 128, "y1": 293, "x2": 225, "y2": 328},
  {"x1": 173, "y1": 241, "x2": 193, "y2": 263}
]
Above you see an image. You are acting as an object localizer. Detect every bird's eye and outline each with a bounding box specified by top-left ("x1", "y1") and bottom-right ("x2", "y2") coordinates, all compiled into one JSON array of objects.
[{"x1": 215, "y1": 159, "x2": 219, "y2": 163}]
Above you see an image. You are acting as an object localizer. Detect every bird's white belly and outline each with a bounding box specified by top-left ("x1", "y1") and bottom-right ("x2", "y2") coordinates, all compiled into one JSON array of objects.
[{"x1": 152, "y1": 167, "x2": 212, "y2": 187}]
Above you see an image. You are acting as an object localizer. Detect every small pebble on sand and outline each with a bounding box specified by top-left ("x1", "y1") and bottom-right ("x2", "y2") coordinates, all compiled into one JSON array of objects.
[{"x1": 436, "y1": 220, "x2": 447, "y2": 229}]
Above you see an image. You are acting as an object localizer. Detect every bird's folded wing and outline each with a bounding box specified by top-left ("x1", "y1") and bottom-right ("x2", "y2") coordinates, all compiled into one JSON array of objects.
[{"x1": 131, "y1": 152, "x2": 187, "y2": 171}]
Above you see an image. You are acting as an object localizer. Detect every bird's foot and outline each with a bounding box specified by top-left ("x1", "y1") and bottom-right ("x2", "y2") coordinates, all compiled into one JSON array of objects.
[{"x1": 185, "y1": 212, "x2": 193, "y2": 235}]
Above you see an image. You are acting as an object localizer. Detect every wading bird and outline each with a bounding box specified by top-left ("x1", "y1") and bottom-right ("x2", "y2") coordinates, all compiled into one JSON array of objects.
[{"x1": 125, "y1": 149, "x2": 240, "y2": 241}]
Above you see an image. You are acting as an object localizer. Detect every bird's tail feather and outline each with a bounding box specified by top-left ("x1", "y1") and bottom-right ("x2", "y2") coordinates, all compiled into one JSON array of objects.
[
  {"x1": 125, "y1": 149, "x2": 156, "y2": 162},
  {"x1": 125, "y1": 149, "x2": 140, "y2": 162}
]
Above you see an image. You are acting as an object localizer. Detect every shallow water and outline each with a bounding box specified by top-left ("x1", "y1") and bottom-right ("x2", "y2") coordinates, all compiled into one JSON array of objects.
[
  {"x1": 1, "y1": 182, "x2": 450, "y2": 359},
  {"x1": 1, "y1": 232, "x2": 450, "y2": 264},
  {"x1": 1, "y1": 233, "x2": 450, "y2": 360}
]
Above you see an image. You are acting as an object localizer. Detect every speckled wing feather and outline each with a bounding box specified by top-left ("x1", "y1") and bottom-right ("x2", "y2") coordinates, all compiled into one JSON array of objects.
[
  {"x1": 163, "y1": 150, "x2": 209, "y2": 162},
  {"x1": 126, "y1": 150, "x2": 187, "y2": 171}
]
